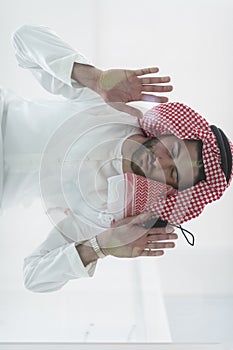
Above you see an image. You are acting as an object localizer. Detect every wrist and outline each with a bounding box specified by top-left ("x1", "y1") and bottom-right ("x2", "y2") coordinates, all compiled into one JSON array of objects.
[
  {"x1": 95, "y1": 235, "x2": 111, "y2": 257},
  {"x1": 89, "y1": 236, "x2": 106, "y2": 259},
  {"x1": 75, "y1": 242, "x2": 99, "y2": 267},
  {"x1": 71, "y1": 63, "x2": 102, "y2": 94}
]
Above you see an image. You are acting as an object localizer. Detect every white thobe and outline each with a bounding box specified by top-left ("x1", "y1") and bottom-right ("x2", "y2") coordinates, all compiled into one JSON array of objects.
[{"x1": 0, "y1": 25, "x2": 144, "y2": 292}]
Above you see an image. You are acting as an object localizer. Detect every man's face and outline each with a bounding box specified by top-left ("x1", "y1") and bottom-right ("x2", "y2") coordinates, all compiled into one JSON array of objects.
[{"x1": 131, "y1": 134, "x2": 201, "y2": 190}]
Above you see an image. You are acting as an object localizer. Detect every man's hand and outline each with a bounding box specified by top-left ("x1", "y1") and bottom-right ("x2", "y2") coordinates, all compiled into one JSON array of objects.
[
  {"x1": 97, "y1": 68, "x2": 173, "y2": 118},
  {"x1": 72, "y1": 63, "x2": 173, "y2": 118},
  {"x1": 96, "y1": 212, "x2": 178, "y2": 258}
]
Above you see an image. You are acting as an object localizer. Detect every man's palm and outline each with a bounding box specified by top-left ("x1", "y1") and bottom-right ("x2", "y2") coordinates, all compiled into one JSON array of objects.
[{"x1": 98, "y1": 68, "x2": 173, "y2": 118}]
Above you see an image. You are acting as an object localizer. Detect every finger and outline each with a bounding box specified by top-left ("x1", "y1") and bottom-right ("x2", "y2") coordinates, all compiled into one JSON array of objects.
[
  {"x1": 147, "y1": 242, "x2": 175, "y2": 249},
  {"x1": 111, "y1": 212, "x2": 153, "y2": 228},
  {"x1": 134, "y1": 67, "x2": 159, "y2": 76},
  {"x1": 145, "y1": 225, "x2": 175, "y2": 234},
  {"x1": 141, "y1": 250, "x2": 164, "y2": 257},
  {"x1": 140, "y1": 76, "x2": 171, "y2": 84},
  {"x1": 108, "y1": 102, "x2": 143, "y2": 118},
  {"x1": 129, "y1": 211, "x2": 155, "y2": 226},
  {"x1": 142, "y1": 85, "x2": 173, "y2": 93},
  {"x1": 141, "y1": 94, "x2": 169, "y2": 103},
  {"x1": 147, "y1": 233, "x2": 178, "y2": 241},
  {"x1": 166, "y1": 225, "x2": 175, "y2": 233},
  {"x1": 146, "y1": 226, "x2": 168, "y2": 234},
  {"x1": 145, "y1": 225, "x2": 174, "y2": 234}
]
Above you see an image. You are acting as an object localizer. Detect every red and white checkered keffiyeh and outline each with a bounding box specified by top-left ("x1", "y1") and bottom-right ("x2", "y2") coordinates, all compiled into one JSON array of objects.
[{"x1": 124, "y1": 102, "x2": 233, "y2": 224}]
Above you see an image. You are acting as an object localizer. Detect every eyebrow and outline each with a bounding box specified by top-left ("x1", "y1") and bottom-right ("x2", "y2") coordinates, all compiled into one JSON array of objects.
[
  {"x1": 171, "y1": 166, "x2": 179, "y2": 188},
  {"x1": 175, "y1": 166, "x2": 180, "y2": 187},
  {"x1": 175, "y1": 141, "x2": 181, "y2": 187}
]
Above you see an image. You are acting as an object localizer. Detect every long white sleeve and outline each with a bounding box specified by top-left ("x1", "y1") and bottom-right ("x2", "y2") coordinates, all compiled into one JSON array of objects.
[
  {"x1": 12, "y1": 24, "x2": 98, "y2": 99},
  {"x1": 23, "y1": 220, "x2": 97, "y2": 293}
]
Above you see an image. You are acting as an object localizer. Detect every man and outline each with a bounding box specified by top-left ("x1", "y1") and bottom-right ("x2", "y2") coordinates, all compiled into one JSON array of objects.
[{"x1": 1, "y1": 25, "x2": 231, "y2": 293}]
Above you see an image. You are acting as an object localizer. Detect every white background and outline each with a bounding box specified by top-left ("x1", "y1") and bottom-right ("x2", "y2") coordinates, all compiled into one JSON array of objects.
[{"x1": 0, "y1": 0, "x2": 233, "y2": 347}]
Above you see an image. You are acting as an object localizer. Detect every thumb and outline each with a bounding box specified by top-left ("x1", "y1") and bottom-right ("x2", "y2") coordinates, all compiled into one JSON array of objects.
[
  {"x1": 108, "y1": 102, "x2": 143, "y2": 118},
  {"x1": 111, "y1": 212, "x2": 153, "y2": 228},
  {"x1": 127, "y1": 212, "x2": 154, "y2": 226}
]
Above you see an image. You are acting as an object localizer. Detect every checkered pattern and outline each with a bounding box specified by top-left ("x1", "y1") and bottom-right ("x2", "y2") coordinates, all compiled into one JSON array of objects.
[{"x1": 124, "y1": 102, "x2": 233, "y2": 224}]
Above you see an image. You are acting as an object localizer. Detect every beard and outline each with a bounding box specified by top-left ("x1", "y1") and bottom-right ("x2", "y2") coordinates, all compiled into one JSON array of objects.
[{"x1": 130, "y1": 137, "x2": 159, "y2": 177}]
